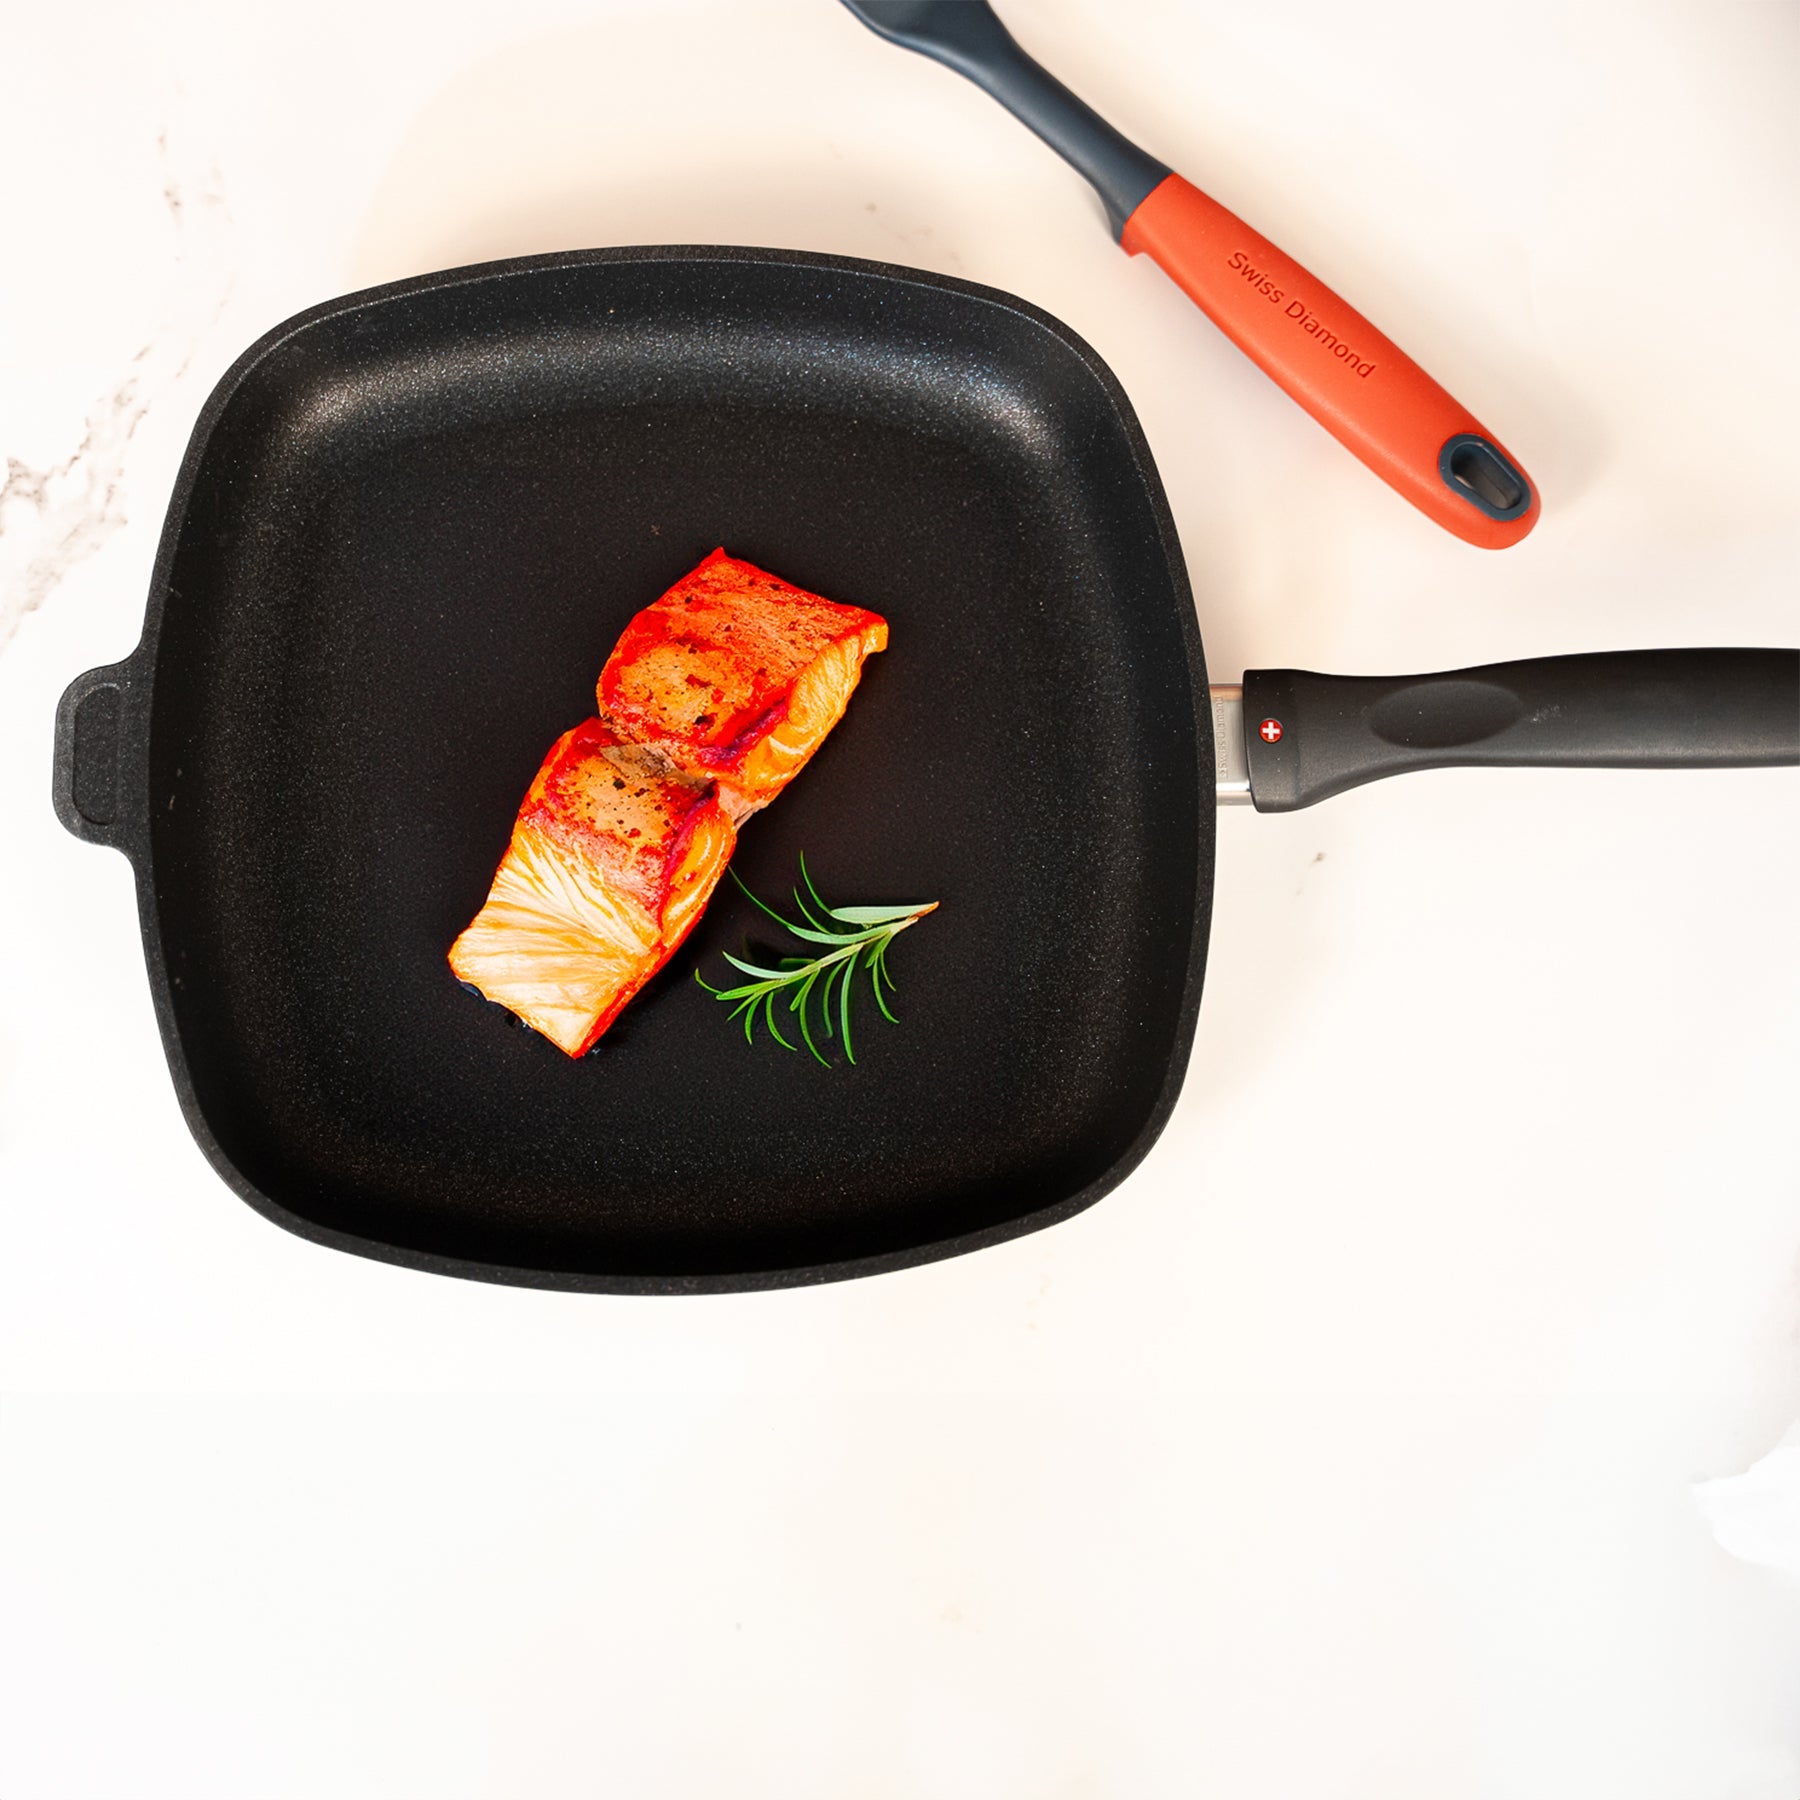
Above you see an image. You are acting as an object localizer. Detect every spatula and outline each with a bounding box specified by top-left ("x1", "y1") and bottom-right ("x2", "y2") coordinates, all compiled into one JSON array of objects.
[{"x1": 840, "y1": 0, "x2": 1539, "y2": 550}]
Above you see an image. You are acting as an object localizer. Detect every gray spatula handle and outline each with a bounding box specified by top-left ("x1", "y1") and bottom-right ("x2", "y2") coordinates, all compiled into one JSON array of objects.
[
  {"x1": 1237, "y1": 649, "x2": 1800, "y2": 812},
  {"x1": 840, "y1": 0, "x2": 1168, "y2": 234}
]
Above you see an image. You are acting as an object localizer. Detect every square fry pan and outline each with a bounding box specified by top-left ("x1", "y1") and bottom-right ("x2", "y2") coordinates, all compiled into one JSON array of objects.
[{"x1": 53, "y1": 248, "x2": 1798, "y2": 1292}]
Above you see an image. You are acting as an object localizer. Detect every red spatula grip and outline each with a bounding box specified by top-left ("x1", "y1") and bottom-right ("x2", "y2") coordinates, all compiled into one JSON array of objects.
[{"x1": 1121, "y1": 174, "x2": 1538, "y2": 549}]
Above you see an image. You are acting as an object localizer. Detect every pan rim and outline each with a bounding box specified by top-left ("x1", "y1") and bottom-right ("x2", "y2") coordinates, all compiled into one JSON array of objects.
[{"x1": 85, "y1": 243, "x2": 1215, "y2": 1294}]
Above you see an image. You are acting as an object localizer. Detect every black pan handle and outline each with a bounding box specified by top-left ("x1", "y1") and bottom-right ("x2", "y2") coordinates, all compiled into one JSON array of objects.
[
  {"x1": 53, "y1": 654, "x2": 146, "y2": 851},
  {"x1": 1241, "y1": 648, "x2": 1800, "y2": 813}
]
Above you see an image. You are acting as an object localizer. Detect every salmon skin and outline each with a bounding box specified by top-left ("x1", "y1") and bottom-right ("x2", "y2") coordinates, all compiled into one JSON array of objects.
[
  {"x1": 450, "y1": 552, "x2": 888, "y2": 1056},
  {"x1": 598, "y1": 548, "x2": 888, "y2": 821}
]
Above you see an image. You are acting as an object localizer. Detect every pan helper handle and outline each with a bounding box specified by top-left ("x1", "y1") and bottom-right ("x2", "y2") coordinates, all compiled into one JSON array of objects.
[{"x1": 1239, "y1": 648, "x2": 1800, "y2": 812}]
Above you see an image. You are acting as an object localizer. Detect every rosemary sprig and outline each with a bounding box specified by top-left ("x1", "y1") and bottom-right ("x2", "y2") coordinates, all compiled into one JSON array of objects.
[{"x1": 697, "y1": 855, "x2": 938, "y2": 1065}]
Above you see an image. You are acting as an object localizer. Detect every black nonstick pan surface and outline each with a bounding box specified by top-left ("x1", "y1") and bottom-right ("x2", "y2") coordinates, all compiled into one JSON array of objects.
[{"x1": 53, "y1": 248, "x2": 1214, "y2": 1291}]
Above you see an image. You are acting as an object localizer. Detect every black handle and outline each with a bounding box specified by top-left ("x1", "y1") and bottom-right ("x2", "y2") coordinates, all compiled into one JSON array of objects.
[
  {"x1": 53, "y1": 654, "x2": 145, "y2": 851},
  {"x1": 1242, "y1": 649, "x2": 1800, "y2": 812},
  {"x1": 840, "y1": 0, "x2": 1169, "y2": 236}
]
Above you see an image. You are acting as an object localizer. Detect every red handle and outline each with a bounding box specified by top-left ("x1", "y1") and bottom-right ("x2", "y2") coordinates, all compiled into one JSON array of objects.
[{"x1": 1120, "y1": 174, "x2": 1539, "y2": 550}]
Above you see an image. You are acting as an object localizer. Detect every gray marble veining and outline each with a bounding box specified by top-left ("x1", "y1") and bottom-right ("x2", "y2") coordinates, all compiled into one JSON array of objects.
[{"x1": 0, "y1": 125, "x2": 234, "y2": 654}]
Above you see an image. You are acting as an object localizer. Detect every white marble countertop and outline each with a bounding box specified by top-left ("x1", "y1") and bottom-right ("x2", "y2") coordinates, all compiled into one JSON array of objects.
[{"x1": 3, "y1": 3, "x2": 1798, "y2": 1794}]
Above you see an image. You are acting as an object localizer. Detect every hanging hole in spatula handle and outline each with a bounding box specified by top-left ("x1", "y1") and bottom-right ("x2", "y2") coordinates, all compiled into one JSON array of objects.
[{"x1": 1440, "y1": 434, "x2": 1531, "y2": 522}]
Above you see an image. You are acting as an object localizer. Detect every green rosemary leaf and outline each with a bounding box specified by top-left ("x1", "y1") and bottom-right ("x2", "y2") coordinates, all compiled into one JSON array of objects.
[
  {"x1": 798, "y1": 853, "x2": 832, "y2": 921},
  {"x1": 720, "y1": 951, "x2": 800, "y2": 982},
  {"x1": 795, "y1": 972, "x2": 828, "y2": 1066},
  {"x1": 791, "y1": 886, "x2": 833, "y2": 934},
  {"x1": 867, "y1": 943, "x2": 900, "y2": 1024},
  {"x1": 763, "y1": 989, "x2": 796, "y2": 1052},
  {"x1": 727, "y1": 867, "x2": 806, "y2": 936},
  {"x1": 780, "y1": 924, "x2": 868, "y2": 948},
  {"x1": 829, "y1": 904, "x2": 933, "y2": 926},
  {"x1": 708, "y1": 979, "x2": 766, "y2": 1002},
  {"x1": 868, "y1": 942, "x2": 894, "y2": 998}
]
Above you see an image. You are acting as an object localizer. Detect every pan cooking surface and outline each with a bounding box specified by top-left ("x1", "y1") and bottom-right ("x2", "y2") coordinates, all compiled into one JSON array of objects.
[{"x1": 137, "y1": 249, "x2": 1211, "y2": 1288}]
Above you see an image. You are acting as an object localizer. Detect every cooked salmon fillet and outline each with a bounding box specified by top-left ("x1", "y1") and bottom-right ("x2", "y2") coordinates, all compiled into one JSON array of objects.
[
  {"x1": 448, "y1": 717, "x2": 735, "y2": 1057},
  {"x1": 452, "y1": 551, "x2": 886, "y2": 1055},
  {"x1": 597, "y1": 548, "x2": 888, "y2": 820}
]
